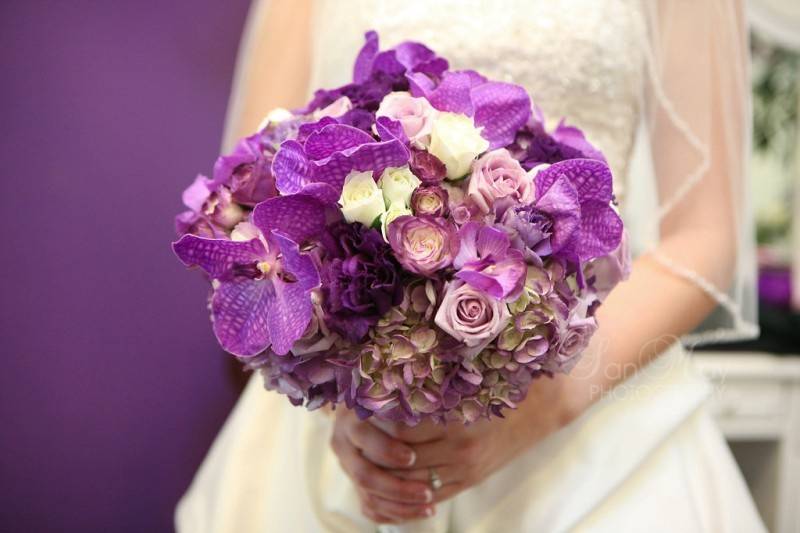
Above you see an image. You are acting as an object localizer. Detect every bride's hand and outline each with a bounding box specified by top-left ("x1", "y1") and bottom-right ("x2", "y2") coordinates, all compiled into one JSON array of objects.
[
  {"x1": 375, "y1": 374, "x2": 576, "y2": 505},
  {"x1": 330, "y1": 408, "x2": 437, "y2": 523}
]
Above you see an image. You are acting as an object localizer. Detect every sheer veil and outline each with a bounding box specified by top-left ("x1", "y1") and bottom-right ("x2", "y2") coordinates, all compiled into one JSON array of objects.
[
  {"x1": 224, "y1": 0, "x2": 759, "y2": 346},
  {"x1": 628, "y1": 0, "x2": 758, "y2": 344}
]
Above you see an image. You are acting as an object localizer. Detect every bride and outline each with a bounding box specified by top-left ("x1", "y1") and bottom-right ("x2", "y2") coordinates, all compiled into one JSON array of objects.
[{"x1": 176, "y1": 1, "x2": 765, "y2": 531}]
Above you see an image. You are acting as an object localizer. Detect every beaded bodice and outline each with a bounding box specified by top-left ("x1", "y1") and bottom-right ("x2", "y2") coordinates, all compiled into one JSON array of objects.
[{"x1": 308, "y1": 0, "x2": 645, "y2": 194}]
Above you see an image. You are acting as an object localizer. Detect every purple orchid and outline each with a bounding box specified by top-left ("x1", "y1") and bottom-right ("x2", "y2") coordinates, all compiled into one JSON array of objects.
[
  {"x1": 172, "y1": 192, "x2": 329, "y2": 357},
  {"x1": 301, "y1": 30, "x2": 448, "y2": 115},
  {"x1": 532, "y1": 159, "x2": 623, "y2": 263},
  {"x1": 271, "y1": 118, "x2": 409, "y2": 197},
  {"x1": 453, "y1": 222, "x2": 526, "y2": 301},
  {"x1": 407, "y1": 69, "x2": 531, "y2": 149}
]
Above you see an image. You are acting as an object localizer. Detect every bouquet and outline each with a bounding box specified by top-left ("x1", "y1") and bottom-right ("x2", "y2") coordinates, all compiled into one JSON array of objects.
[{"x1": 172, "y1": 31, "x2": 629, "y2": 426}]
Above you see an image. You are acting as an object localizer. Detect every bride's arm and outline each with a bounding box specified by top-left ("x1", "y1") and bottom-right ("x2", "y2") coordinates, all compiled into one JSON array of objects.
[
  {"x1": 567, "y1": 0, "x2": 750, "y2": 410},
  {"x1": 222, "y1": 0, "x2": 313, "y2": 149}
]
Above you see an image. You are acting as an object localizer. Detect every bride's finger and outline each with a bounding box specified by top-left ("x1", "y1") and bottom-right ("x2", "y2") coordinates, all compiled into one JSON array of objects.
[
  {"x1": 361, "y1": 492, "x2": 436, "y2": 522},
  {"x1": 389, "y1": 465, "x2": 462, "y2": 486},
  {"x1": 405, "y1": 438, "x2": 471, "y2": 469},
  {"x1": 331, "y1": 435, "x2": 433, "y2": 504},
  {"x1": 347, "y1": 418, "x2": 417, "y2": 468},
  {"x1": 369, "y1": 417, "x2": 447, "y2": 443}
]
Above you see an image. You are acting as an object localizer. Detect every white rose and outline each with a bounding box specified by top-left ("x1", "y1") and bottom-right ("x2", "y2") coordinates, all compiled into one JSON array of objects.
[
  {"x1": 339, "y1": 171, "x2": 386, "y2": 227},
  {"x1": 380, "y1": 202, "x2": 413, "y2": 241},
  {"x1": 428, "y1": 112, "x2": 490, "y2": 180},
  {"x1": 378, "y1": 166, "x2": 421, "y2": 207},
  {"x1": 256, "y1": 107, "x2": 294, "y2": 131}
]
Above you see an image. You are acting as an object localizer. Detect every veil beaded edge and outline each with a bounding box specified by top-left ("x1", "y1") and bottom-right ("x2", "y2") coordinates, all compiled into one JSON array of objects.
[{"x1": 632, "y1": 0, "x2": 758, "y2": 345}]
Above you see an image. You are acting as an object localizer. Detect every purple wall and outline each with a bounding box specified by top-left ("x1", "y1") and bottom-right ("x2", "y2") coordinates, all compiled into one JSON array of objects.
[{"x1": 0, "y1": 1, "x2": 252, "y2": 531}]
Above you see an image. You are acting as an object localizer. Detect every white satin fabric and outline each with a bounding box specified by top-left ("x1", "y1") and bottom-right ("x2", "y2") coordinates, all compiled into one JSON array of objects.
[
  {"x1": 176, "y1": 345, "x2": 763, "y2": 532},
  {"x1": 177, "y1": 1, "x2": 764, "y2": 531}
]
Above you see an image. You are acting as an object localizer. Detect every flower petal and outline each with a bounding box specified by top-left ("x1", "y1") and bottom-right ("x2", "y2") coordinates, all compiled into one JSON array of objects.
[
  {"x1": 551, "y1": 120, "x2": 606, "y2": 162},
  {"x1": 375, "y1": 116, "x2": 409, "y2": 145},
  {"x1": 172, "y1": 234, "x2": 266, "y2": 279},
  {"x1": 312, "y1": 139, "x2": 410, "y2": 192},
  {"x1": 453, "y1": 221, "x2": 481, "y2": 269},
  {"x1": 181, "y1": 174, "x2": 213, "y2": 212},
  {"x1": 303, "y1": 124, "x2": 375, "y2": 160},
  {"x1": 471, "y1": 81, "x2": 531, "y2": 149},
  {"x1": 475, "y1": 225, "x2": 511, "y2": 260},
  {"x1": 535, "y1": 158, "x2": 613, "y2": 204},
  {"x1": 211, "y1": 278, "x2": 272, "y2": 357},
  {"x1": 534, "y1": 176, "x2": 581, "y2": 254},
  {"x1": 456, "y1": 253, "x2": 526, "y2": 300},
  {"x1": 353, "y1": 31, "x2": 380, "y2": 83},
  {"x1": 272, "y1": 140, "x2": 310, "y2": 195},
  {"x1": 265, "y1": 275, "x2": 314, "y2": 356},
  {"x1": 421, "y1": 71, "x2": 476, "y2": 115},
  {"x1": 572, "y1": 200, "x2": 623, "y2": 261},
  {"x1": 272, "y1": 231, "x2": 320, "y2": 292},
  {"x1": 252, "y1": 193, "x2": 327, "y2": 245}
]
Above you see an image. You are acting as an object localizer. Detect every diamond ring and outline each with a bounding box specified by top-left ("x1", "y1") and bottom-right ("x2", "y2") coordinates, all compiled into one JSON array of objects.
[{"x1": 429, "y1": 467, "x2": 443, "y2": 491}]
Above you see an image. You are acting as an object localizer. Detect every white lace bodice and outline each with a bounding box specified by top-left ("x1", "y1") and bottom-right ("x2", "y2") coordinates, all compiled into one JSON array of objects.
[{"x1": 308, "y1": 0, "x2": 645, "y2": 196}]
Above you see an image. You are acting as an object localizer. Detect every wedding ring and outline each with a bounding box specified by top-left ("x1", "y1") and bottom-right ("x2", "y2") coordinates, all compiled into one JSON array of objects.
[{"x1": 429, "y1": 467, "x2": 443, "y2": 491}]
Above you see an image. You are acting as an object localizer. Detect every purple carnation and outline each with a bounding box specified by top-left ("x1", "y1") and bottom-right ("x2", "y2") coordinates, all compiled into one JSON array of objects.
[
  {"x1": 501, "y1": 204, "x2": 556, "y2": 258},
  {"x1": 320, "y1": 221, "x2": 404, "y2": 342}
]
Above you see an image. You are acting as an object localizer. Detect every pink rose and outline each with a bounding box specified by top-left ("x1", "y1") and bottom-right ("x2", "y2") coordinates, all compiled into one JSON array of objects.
[
  {"x1": 434, "y1": 280, "x2": 511, "y2": 348},
  {"x1": 376, "y1": 92, "x2": 437, "y2": 148},
  {"x1": 410, "y1": 185, "x2": 449, "y2": 217},
  {"x1": 387, "y1": 215, "x2": 459, "y2": 277},
  {"x1": 467, "y1": 149, "x2": 535, "y2": 214}
]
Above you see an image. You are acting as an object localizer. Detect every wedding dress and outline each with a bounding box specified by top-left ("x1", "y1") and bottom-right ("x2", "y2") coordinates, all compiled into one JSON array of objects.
[{"x1": 176, "y1": 1, "x2": 764, "y2": 531}]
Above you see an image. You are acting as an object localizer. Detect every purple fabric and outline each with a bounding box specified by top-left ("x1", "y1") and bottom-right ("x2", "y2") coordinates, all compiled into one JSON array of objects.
[{"x1": 0, "y1": 1, "x2": 252, "y2": 532}]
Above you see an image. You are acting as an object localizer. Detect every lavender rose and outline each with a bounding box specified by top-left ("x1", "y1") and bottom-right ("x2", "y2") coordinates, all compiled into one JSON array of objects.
[
  {"x1": 467, "y1": 148, "x2": 535, "y2": 214},
  {"x1": 546, "y1": 315, "x2": 597, "y2": 373},
  {"x1": 320, "y1": 221, "x2": 403, "y2": 342},
  {"x1": 376, "y1": 91, "x2": 437, "y2": 148},
  {"x1": 434, "y1": 280, "x2": 511, "y2": 348},
  {"x1": 387, "y1": 215, "x2": 459, "y2": 277},
  {"x1": 410, "y1": 185, "x2": 449, "y2": 217}
]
